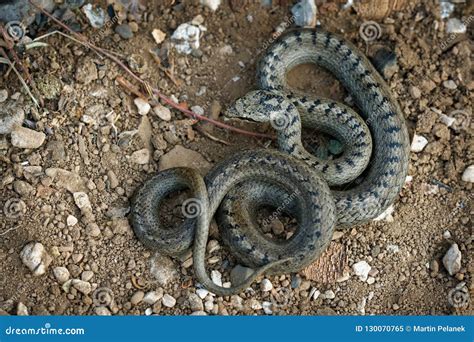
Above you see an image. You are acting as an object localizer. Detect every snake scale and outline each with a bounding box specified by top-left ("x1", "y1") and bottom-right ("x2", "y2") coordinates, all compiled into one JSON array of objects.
[{"x1": 131, "y1": 28, "x2": 410, "y2": 296}]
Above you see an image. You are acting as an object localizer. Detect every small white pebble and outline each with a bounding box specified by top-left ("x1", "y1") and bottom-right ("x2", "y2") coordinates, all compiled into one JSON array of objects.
[
  {"x1": 260, "y1": 279, "x2": 273, "y2": 292},
  {"x1": 196, "y1": 288, "x2": 209, "y2": 299},
  {"x1": 162, "y1": 294, "x2": 176, "y2": 308},
  {"x1": 262, "y1": 301, "x2": 273, "y2": 315},
  {"x1": 134, "y1": 98, "x2": 151, "y2": 115},
  {"x1": 461, "y1": 165, "x2": 474, "y2": 183},
  {"x1": 211, "y1": 270, "x2": 222, "y2": 287},
  {"x1": 411, "y1": 134, "x2": 428, "y2": 152},
  {"x1": 322, "y1": 290, "x2": 335, "y2": 300},
  {"x1": 66, "y1": 215, "x2": 78, "y2": 227},
  {"x1": 367, "y1": 277, "x2": 376, "y2": 285}
]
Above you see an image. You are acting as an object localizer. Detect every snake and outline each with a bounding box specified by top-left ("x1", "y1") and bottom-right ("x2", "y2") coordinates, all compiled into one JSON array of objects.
[{"x1": 130, "y1": 28, "x2": 410, "y2": 296}]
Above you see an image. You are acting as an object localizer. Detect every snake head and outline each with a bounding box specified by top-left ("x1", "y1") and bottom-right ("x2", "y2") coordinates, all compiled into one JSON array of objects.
[{"x1": 225, "y1": 90, "x2": 289, "y2": 124}]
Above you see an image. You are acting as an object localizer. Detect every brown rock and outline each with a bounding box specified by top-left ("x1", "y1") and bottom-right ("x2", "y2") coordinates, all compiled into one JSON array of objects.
[{"x1": 301, "y1": 242, "x2": 347, "y2": 284}]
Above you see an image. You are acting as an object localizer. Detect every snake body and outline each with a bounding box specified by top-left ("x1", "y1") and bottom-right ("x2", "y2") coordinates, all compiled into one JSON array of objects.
[{"x1": 131, "y1": 28, "x2": 409, "y2": 296}]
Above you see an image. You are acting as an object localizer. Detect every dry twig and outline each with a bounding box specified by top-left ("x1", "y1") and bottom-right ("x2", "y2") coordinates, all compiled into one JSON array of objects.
[{"x1": 28, "y1": 0, "x2": 274, "y2": 140}]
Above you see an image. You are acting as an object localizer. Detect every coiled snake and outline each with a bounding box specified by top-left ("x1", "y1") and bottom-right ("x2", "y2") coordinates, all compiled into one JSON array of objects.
[{"x1": 130, "y1": 29, "x2": 410, "y2": 296}]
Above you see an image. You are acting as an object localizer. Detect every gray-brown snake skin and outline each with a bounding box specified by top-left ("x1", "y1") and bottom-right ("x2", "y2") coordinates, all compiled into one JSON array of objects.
[{"x1": 130, "y1": 28, "x2": 410, "y2": 296}]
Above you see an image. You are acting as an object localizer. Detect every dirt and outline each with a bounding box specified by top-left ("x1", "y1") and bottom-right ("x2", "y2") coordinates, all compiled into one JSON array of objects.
[{"x1": 0, "y1": 0, "x2": 472, "y2": 316}]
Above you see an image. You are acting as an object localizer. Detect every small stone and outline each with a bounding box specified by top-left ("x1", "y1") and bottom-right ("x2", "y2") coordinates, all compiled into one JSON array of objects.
[
  {"x1": 152, "y1": 29, "x2": 166, "y2": 44},
  {"x1": 200, "y1": 0, "x2": 221, "y2": 11},
  {"x1": 153, "y1": 104, "x2": 172, "y2": 121},
  {"x1": 131, "y1": 291, "x2": 145, "y2": 305},
  {"x1": 0, "y1": 89, "x2": 8, "y2": 102},
  {"x1": 409, "y1": 86, "x2": 421, "y2": 99},
  {"x1": 130, "y1": 149, "x2": 150, "y2": 164},
  {"x1": 53, "y1": 267, "x2": 70, "y2": 284},
  {"x1": 150, "y1": 253, "x2": 178, "y2": 286},
  {"x1": 411, "y1": 134, "x2": 428, "y2": 152},
  {"x1": 191, "y1": 310, "x2": 207, "y2": 316},
  {"x1": 143, "y1": 290, "x2": 163, "y2": 305},
  {"x1": 72, "y1": 279, "x2": 92, "y2": 295},
  {"x1": 291, "y1": 0, "x2": 318, "y2": 27},
  {"x1": 108, "y1": 170, "x2": 119, "y2": 189},
  {"x1": 311, "y1": 289, "x2": 321, "y2": 300},
  {"x1": 248, "y1": 298, "x2": 262, "y2": 310},
  {"x1": 73, "y1": 192, "x2": 92, "y2": 212},
  {"x1": 367, "y1": 277, "x2": 375, "y2": 285},
  {"x1": 20, "y1": 242, "x2": 51, "y2": 276},
  {"x1": 353, "y1": 261, "x2": 371, "y2": 281},
  {"x1": 171, "y1": 23, "x2": 201, "y2": 54},
  {"x1": 291, "y1": 274, "x2": 302, "y2": 289},
  {"x1": 82, "y1": 4, "x2": 106, "y2": 28},
  {"x1": 204, "y1": 299, "x2": 214, "y2": 312},
  {"x1": 260, "y1": 279, "x2": 273, "y2": 292},
  {"x1": 211, "y1": 270, "x2": 222, "y2": 287},
  {"x1": 95, "y1": 307, "x2": 112, "y2": 315},
  {"x1": 443, "y1": 80, "x2": 457, "y2": 90},
  {"x1": 190, "y1": 105, "x2": 205, "y2": 115},
  {"x1": 13, "y1": 180, "x2": 33, "y2": 197},
  {"x1": 188, "y1": 293, "x2": 204, "y2": 311},
  {"x1": 430, "y1": 260, "x2": 439, "y2": 275},
  {"x1": 129, "y1": 22, "x2": 139, "y2": 32},
  {"x1": 191, "y1": 15, "x2": 205, "y2": 26},
  {"x1": 461, "y1": 165, "x2": 474, "y2": 183},
  {"x1": 134, "y1": 98, "x2": 151, "y2": 115},
  {"x1": 115, "y1": 24, "x2": 133, "y2": 39},
  {"x1": 442, "y1": 243, "x2": 462, "y2": 276},
  {"x1": 81, "y1": 270, "x2": 94, "y2": 282},
  {"x1": 66, "y1": 215, "x2": 78, "y2": 227},
  {"x1": 322, "y1": 290, "x2": 335, "y2": 299},
  {"x1": 446, "y1": 18, "x2": 466, "y2": 34},
  {"x1": 230, "y1": 265, "x2": 254, "y2": 285},
  {"x1": 162, "y1": 294, "x2": 176, "y2": 308},
  {"x1": 145, "y1": 308, "x2": 153, "y2": 316},
  {"x1": 17, "y1": 302, "x2": 28, "y2": 316},
  {"x1": 262, "y1": 301, "x2": 273, "y2": 315},
  {"x1": 206, "y1": 240, "x2": 220, "y2": 254},
  {"x1": 443, "y1": 230, "x2": 452, "y2": 239},
  {"x1": 11, "y1": 126, "x2": 46, "y2": 149},
  {"x1": 196, "y1": 288, "x2": 209, "y2": 299},
  {"x1": 86, "y1": 223, "x2": 101, "y2": 237}
]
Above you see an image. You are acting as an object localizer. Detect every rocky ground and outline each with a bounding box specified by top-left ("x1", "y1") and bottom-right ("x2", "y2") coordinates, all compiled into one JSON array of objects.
[{"x1": 0, "y1": 0, "x2": 472, "y2": 316}]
